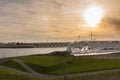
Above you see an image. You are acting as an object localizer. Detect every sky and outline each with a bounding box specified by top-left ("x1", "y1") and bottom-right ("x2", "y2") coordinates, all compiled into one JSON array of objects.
[{"x1": 0, "y1": 0, "x2": 120, "y2": 42}]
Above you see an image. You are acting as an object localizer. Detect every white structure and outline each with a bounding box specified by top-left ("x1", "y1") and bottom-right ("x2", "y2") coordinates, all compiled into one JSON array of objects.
[{"x1": 66, "y1": 41, "x2": 120, "y2": 56}]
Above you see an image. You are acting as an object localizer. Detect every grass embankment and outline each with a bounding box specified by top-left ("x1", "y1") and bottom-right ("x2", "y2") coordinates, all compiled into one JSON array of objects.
[
  {"x1": 67, "y1": 71, "x2": 120, "y2": 80},
  {"x1": 0, "y1": 68, "x2": 42, "y2": 80},
  {"x1": 2, "y1": 60, "x2": 27, "y2": 72},
  {"x1": 1, "y1": 56, "x2": 120, "y2": 80},
  {"x1": 0, "y1": 66, "x2": 120, "y2": 80},
  {"x1": 18, "y1": 56, "x2": 120, "y2": 75}
]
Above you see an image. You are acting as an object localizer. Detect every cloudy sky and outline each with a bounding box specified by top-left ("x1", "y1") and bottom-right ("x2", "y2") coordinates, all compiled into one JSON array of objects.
[{"x1": 0, "y1": 0, "x2": 120, "y2": 42}]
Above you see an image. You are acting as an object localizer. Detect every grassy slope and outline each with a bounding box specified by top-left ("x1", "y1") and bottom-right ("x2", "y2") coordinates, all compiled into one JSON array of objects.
[
  {"x1": 0, "y1": 68, "x2": 42, "y2": 80},
  {"x1": 0, "y1": 66, "x2": 120, "y2": 80},
  {"x1": 2, "y1": 60, "x2": 27, "y2": 72},
  {"x1": 19, "y1": 56, "x2": 120, "y2": 75},
  {"x1": 67, "y1": 71, "x2": 120, "y2": 80},
  {"x1": 1, "y1": 56, "x2": 120, "y2": 80}
]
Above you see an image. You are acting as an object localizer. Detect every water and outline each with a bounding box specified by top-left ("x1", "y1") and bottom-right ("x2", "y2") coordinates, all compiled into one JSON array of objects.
[{"x1": 0, "y1": 47, "x2": 66, "y2": 58}]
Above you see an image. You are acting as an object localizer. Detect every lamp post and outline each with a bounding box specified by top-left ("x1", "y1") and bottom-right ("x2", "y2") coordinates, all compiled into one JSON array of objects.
[
  {"x1": 78, "y1": 35, "x2": 81, "y2": 50},
  {"x1": 90, "y1": 28, "x2": 94, "y2": 53}
]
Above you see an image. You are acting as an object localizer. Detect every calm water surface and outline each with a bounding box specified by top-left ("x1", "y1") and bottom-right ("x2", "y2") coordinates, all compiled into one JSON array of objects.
[{"x1": 0, "y1": 48, "x2": 66, "y2": 58}]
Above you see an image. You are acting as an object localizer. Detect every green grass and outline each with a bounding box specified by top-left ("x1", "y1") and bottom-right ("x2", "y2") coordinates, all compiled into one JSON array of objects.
[
  {"x1": 0, "y1": 66, "x2": 120, "y2": 80},
  {"x1": 0, "y1": 68, "x2": 42, "y2": 80},
  {"x1": 1, "y1": 56, "x2": 120, "y2": 80},
  {"x1": 18, "y1": 56, "x2": 120, "y2": 75},
  {"x1": 2, "y1": 60, "x2": 27, "y2": 72},
  {"x1": 65, "y1": 71, "x2": 120, "y2": 80}
]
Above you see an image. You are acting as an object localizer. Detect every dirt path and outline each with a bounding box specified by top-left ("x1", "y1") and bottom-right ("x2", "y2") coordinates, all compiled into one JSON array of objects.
[{"x1": 1, "y1": 59, "x2": 120, "y2": 79}]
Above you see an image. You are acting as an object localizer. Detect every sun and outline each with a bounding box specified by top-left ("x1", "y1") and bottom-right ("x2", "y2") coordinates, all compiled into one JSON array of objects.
[{"x1": 83, "y1": 5, "x2": 104, "y2": 28}]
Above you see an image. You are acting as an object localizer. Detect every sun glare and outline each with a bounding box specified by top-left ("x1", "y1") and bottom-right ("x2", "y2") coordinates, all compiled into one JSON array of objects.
[{"x1": 83, "y1": 5, "x2": 104, "y2": 28}]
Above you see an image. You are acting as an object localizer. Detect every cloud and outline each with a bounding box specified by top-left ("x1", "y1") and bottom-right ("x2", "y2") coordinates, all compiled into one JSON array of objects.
[
  {"x1": 106, "y1": 17, "x2": 120, "y2": 31},
  {"x1": 92, "y1": 16, "x2": 120, "y2": 40},
  {"x1": 0, "y1": 0, "x2": 119, "y2": 41},
  {"x1": 100, "y1": 16, "x2": 120, "y2": 33}
]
